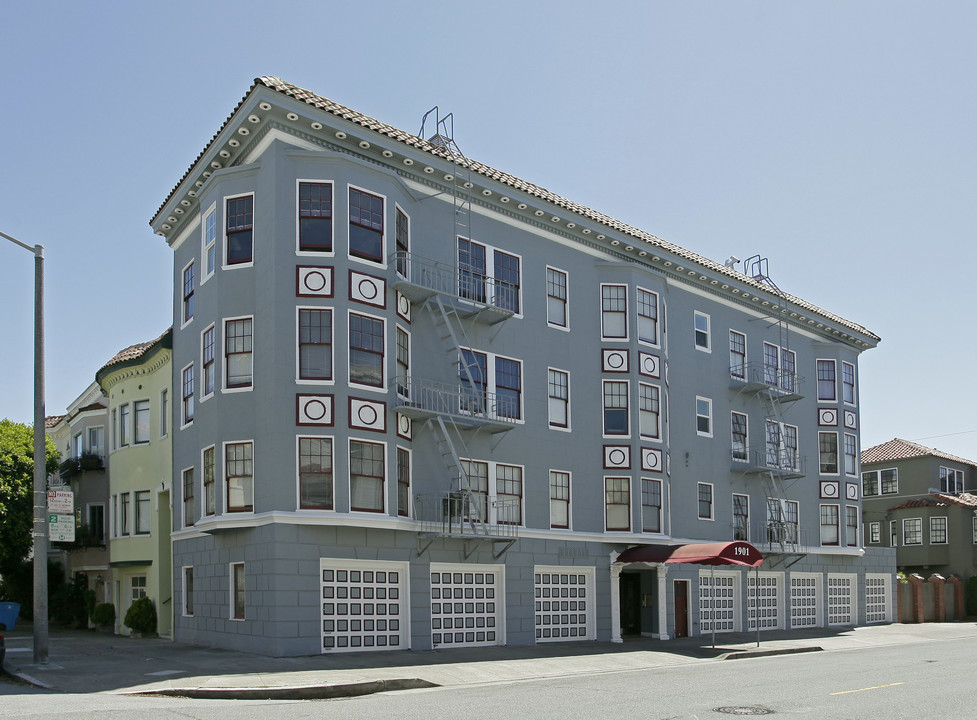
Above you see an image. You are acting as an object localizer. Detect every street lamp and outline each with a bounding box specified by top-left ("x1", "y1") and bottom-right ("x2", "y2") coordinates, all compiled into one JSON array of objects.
[{"x1": 0, "y1": 229, "x2": 47, "y2": 665}]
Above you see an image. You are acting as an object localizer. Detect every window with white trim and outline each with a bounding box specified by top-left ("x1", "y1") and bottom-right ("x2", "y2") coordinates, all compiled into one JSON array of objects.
[
  {"x1": 397, "y1": 446, "x2": 410, "y2": 517},
  {"x1": 396, "y1": 326, "x2": 410, "y2": 399},
  {"x1": 460, "y1": 349, "x2": 522, "y2": 421},
  {"x1": 299, "y1": 308, "x2": 333, "y2": 382},
  {"x1": 202, "y1": 325, "x2": 216, "y2": 398},
  {"x1": 844, "y1": 433, "x2": 857, "y2": 476},
  {"x1": 183, "y1": 566, "x2": 194, "y2": 617},
  {"x1": 202, "y1": 204, "x2": 216, "y2": 278},
  {"x1": 693, "y1": 311, "x2": 710, "y2": 351},
  {"x1": 133, "y1": 400, "x2": 150, "y2": 445},
  {"x1": 350, "y1": 439, "x2": 384, "y2": 513},
  {"x1": 601, "y1": 284, "x2": 627, "y2": 340},
  {"x1": 729, "y1": 330, "x2": 746, "y2": 379},
  {"x1": 160, "y1": 390, "x2": 168, "y2": 438},
  {"x1": 642, "y1": 478, "x2": 662, "y2": 533},
  {"x1": 225, "y1": 194, "x2": 254, "y2": 266},
  {"x1": 224, "y1": 317, "x2": 253, "y2": 390},
  {"x1": 225, "y1": 441, "x2": 254, "y2": 512},
  {"x1": 733, "y1": 494, "x2": 749, "y2": 540},
  {"x1": 890, "y1": 520, "x2": 898, "y2": 546},
  {"x1": 972, "y1": 516, "x2": 977, "y2": 544},
  {"x1": 903, "y1": 518, "x2": 922, "y2": 545},
  {"x1": 298, "y1": 181, "x2": 333, "y2": 252},
  {"x1": 203, "y1": 445, "x2": 216, "y2": 516},
  {"x1": 863, "y1": 468, "x2": 898, "y2": 496},
  {"x1": 495, "y1": 463, "x2": 523, "y2": 525},
  {"x1": 731, "y1": 412, "x2": 748, "y2": 462},
  {"x1": 349, "y1": 312, "x2": 384, "y2": 390},
  {"x1": 182, "y1": 261, "x2": 194, "y2": 326},
  {"x1": 869, "y1": 521, "x2": 881, "y2": 544},
  {"x1": 120, "y1": 403, "x2": 130, "y2": 447},
  {"x1": 546, "y1": 267, "x2": 568, "y2": 328},
  {"x1": 636, "y1": 287, "x2": 659, "y2": 345},
  {"x1": 604, "y1": 477, "x2": 631, "y2": 531},
  {"x1": 817, "y1": 359, "x2": 836, "y2": 401},
  {"x1": 819, "y1": 431, "x2": 839, "y2": 475},
  {"x1": 550, "y1": 470, "x2": 570, "y2": 529},
  {"x1": 763, "y1": 342, "x2": 797, "y2": 392},
  {"x1": 548, "y1": 369, "x2": 569, "y2": 429},
  {"x1": 939, "y1": 466, "x2": 964, "y2": 494},
  {"x1": 930, "y1": 516, "x2": 948, "y2": 544},
  {"x1": 842, "y1": 361, "x2": 856, "y2": 404},
  {"x1": 395, "y1": 207, "x2": 409, "y2": 276},
  {"x1": 298, "y1": 436, "x2": 333, "y2": 510},
  {"x1": 134, "y1": 490, "x2": 151, "y2": 535},
  {"x1": 231, "y1": 562, "x2": 246, "y2": 620},
  {"x1": 458, "y1": 237, "x2": 520, "y2": 312},
  {"x1": 603, "y1": 381, "x2": 629, "y2": 436},
  {"x1": 183, "y1": 467, "x2": 195, "y2": 527},
  {"x1": 697, "y1": 483, "x2": 713, "y2": 520},
  {"x1": 638, "y1": 383, "x2": 660, "y2": 439},
  {"x1": 846, "y1": 506, "x2": 858, "y2": 547},
  {"x1": 820, "y1": 504, "x2": 839, "y2": 546},
  {"x1": 348, "y1": 187, "x2": 383, "y2": 263},
  {"x1": 696, "y1": 396, "x2": 712, "y2": 437}
]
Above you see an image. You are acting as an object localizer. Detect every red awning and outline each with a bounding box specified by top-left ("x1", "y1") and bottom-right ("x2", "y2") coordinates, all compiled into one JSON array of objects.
[{"x1": 616, "y1": 541, "x2": 763, "y2": 567}]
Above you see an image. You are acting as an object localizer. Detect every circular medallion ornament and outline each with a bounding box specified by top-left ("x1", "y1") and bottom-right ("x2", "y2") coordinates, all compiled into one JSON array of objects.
[
  {"x1": 357, "y1": 404, "x2": 379, "y2": 426},
  {"x1": 303, "y1": 271, "x2": 327, "y2": 293},
  {"x1": 358, "y1": 278, "x2": 379, "y2": 300},
  {"x1": 304, "y1": 399, "x2": 327, "y2": 421}
]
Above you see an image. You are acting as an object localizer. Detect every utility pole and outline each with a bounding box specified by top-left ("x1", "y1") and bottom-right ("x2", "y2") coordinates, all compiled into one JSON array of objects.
[{"x1": 0, "y1": 229, "x2": 48, "y2": 664}]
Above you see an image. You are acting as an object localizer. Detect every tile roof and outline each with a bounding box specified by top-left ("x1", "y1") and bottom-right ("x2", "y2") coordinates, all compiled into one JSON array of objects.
[
  {"x1": 888, "y1": 492, "x2": 977, "y2": 511},
  {"x1": 153, "y1": 77, "x2": 880, "y2": 344},
  {"x1": 861, "y1": 438, "x2": 977, "y2": 467},
  {"x1": 45, "y1": 414, "x2": 65, "y2": 429},
  {"x1": 96, "y1": 328, "x2": 172, "y2": 379}
]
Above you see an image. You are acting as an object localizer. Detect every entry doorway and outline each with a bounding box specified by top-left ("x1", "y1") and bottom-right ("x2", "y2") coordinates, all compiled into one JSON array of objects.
[
  {"x1": 673, "y1": 580, "x2": 689, "y2": 638},
  {"x1": 619, "y1": 572, "x2": 641, "y2": 636}
]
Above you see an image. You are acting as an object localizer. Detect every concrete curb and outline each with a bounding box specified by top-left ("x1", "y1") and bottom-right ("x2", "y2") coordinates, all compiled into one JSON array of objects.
[
  {"x1": 129, "y1": 677, "x2": 438, "y2": 700},
  {"x1": 721, "y1": 646, "x2": 823, "y2": 660}
]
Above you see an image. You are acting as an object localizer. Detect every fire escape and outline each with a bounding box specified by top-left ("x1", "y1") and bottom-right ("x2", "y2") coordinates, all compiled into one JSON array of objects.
[
  {"x1": 730, "y1": 256, "x2": 807, "y2": 567},
  {"x1": 391, "y1": 108, "x2": 518, "y2": 559}
]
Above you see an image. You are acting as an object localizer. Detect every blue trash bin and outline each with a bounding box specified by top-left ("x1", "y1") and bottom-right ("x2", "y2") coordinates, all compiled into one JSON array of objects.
[{"x1": 0, "y1": 602, "x2": 20, "y2": 631}]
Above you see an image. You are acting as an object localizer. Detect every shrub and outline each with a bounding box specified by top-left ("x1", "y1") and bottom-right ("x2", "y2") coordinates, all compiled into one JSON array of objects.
[
  {"x1": 91, "y1": 602, "x2": 115, "y2": 627},
  {"x1": 124, "y1": 596, "x2": 157, "y2": 634}
]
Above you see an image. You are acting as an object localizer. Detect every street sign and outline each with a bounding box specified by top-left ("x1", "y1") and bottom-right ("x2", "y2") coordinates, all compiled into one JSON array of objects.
[
  {"x1": 49, "y1": 513, "x2": 75, "y2": 542},
  {"x1": 47, "y1": 490, "x2": 73, "y2": 514}
]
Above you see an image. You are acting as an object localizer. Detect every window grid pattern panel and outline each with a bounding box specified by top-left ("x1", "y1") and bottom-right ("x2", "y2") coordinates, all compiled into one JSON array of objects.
[
  {"x1": 321, "y1": 561, "x2": 406, "y2": 652},
  {"x1": 865, "y1": 574, "x2": 891, "y2": 624},
  {"x1": 699, "y1": 572, "x2": 737, "y2": 633},
  {"x1": 534, "y1": 569, "x2": 593, "y2": 642},
  {"x1": 748, "y1": 573, "x2": 783, "y2": 631},
  {"x1": 789, "y1": 574, "x2": 821, "y2": 628},
  {"x1": 827, "y1": 574, "x2": 855, "y2": 626},
  {"x1": 430, "y1": 565, "x2": 503, "y2": 648}
]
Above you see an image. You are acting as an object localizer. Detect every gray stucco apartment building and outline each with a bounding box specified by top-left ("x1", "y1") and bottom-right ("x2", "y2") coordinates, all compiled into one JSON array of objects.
[{"x1": 151, "y1": 77, "x2": 895, "y2": 656}]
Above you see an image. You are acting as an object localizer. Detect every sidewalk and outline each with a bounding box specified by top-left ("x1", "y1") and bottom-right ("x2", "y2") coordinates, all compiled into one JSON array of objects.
[{"x1": 4, "y1": 622, "x2": 977, "y2": 699}]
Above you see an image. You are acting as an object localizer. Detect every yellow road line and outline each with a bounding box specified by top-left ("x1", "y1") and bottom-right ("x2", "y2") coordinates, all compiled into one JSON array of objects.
[{"x1": 830, "y1": 682, "x2": 904, "y2": 696}]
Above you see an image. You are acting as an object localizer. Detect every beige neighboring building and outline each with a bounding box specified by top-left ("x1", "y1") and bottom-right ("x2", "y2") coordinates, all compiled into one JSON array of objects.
[
  {"x1": 46, "y1": 383, "x2": 111, "y2": 606},
  {"x1": 95, "y1": 329, "x2": 173, "y2": 637}
]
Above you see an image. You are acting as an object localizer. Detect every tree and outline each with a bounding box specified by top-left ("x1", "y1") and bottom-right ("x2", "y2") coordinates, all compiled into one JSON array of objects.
[{"x1": 0, "y1": 419, "x2": 60, "y2": 573}]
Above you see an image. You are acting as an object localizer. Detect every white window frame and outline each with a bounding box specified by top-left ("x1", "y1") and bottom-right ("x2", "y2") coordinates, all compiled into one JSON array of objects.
[
  {"x1": 201, "y1": 323, "x2": 217, "y2": 401},
  {"x1": 844, "y1": 433, "x2": 857, "y2": 476},
  {"x1": 602, "y1": 379, "x2": 630, "y2": 438},
  {"x1": 600, "y1": 284, "x2": 628, "y2": 341},
  {"x1": 396, "y1": 445, "x2": 411, "y2": 518},
  {"x1": 641, "y1": 477, "x2": 663, "y2": 534},
  {"x1": 868, "y1": 521, "x2": 881, "y2": 544},
  {"x1": 820, "y1": 504, "x2": 840, "y2": 546},
  {"x1": 182, "y1": 466, "x2": 195, "y2": 528},
  {"x1": 296, "y1": 307, "x2": 334, "y2": 385},
  {"x1": 549, "y1": 469, "x2": 571, "y2": 530},
  {"x1": 845, "y1": 505, "x2": 858, "y2": 547},
  {"x1": 695, "y1": 396, "x2": 713, "y2": 437},
  {"x1": 394, "y1": 204, "x2": 410, "y2": 277},
  {"x1": 638, "y1": 382, "x2": 661, "y2": 440},
  {"x1": 733, "y1": 493, "x2": 750, "y2": 541},
  {"x1": 929, "y1": 516, "x2": 948, "y2": 545},
  {"x1": 296, "y1": 179, "x2": 335, "y2": 257},
  {"x1": 545, "y1": 266, "x2": 569, "y2": 330},
  {"x1": 202, "y1": 444, "x2": 217, "y2": 517},
  {"x1": 296, "y1": 435, "x2": 335, "y2": 512},
  {"x1": 697, "y1": 482, "x2": 714, "y2": 520},
  {"x1": 159, "y1": 389, "x2": 169, "y2": 439},
  {"x1": 729, "y1": 330, "x2": 747, "y2": 380},
  {"x1": 133, "y1": 399, "x2": 151, "y2": 445},
  {"x1": 134, "y1": 490, "x2": 152, "y2": 536},
  {"x1": 201, "y1": 202, "x2": 217, "y2": 281},
  {"x1": 693, "y1": 311, "x2": 711, "y2": 352},
  {"x1": 349, "y1": 437, "x2": 387, "y2": 514},
  {"x1": 180, "y1": 259, "x2": 195, "y2": 329},
  {"x1": 842, "y1": 361, "x2": 856, "y2": 405},
  {"x1": 636, "y1": 286, "x2": 659, "y2": 347},
  {"x1": 547, "y1": 368, "x2": 570, "y2": 431},
  {"x1": 817, "y1": 359, "x2": 837, "y2": 402},
  {"x1": 223, "y1": 192, "x2": 255, "y2": 270},
  {"x1": 347, "y1": 183, "x2": 387, "y2": 268},
  {"x1": 819, "y1": 431, "x2": 839, "y2": 476},
  {"x1": 224, "y1": 439, "x2": 255, "y2": 514},
  {"x1": 731, "y1": 411, "x2": 749, "y2": 463},
  {"x1": 222, "y1": 315, "x2": 254, "y2": 393},
  {"x1": 395, "y1": 325, "x2": 410, "y2": 400},
  {"x1": 457, "y1": 236, "x2": 522, "y2": 315},
  {"x1": 604, "y1": 476, "x2": 632, "y2": 532},
  {"x1": 459, "y1": 347, "x2": 524, "y2": 423},
  {"x1": 458, "y1": 458, "x2": 524, "y2": 526},
  {"x1": 903, "y1": 517, "x2": 922, "y2": 546},
  {"x1": 939, "y1": 466, "x2": 964, "y2": 494},
  {"x1": 348, "y1": 309, "x2": 387, "y2": 393}
]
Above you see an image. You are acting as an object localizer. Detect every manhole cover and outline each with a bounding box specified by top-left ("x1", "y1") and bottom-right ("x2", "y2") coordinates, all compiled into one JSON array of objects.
[{"x1": 714, "y1": 707, "x2": 775, "y2": 716}]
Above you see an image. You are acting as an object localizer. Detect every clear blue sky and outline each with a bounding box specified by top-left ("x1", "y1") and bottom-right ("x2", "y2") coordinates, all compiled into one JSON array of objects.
[{"x1": 1, "y1": 1, "x2": 974, "y2": 459}]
